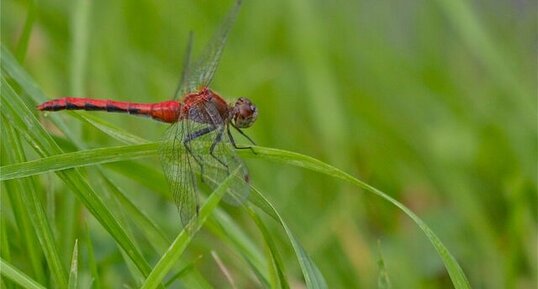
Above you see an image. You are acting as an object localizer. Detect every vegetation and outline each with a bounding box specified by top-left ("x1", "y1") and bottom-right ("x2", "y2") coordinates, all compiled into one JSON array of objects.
[{"x1": 1, "y1": 0, "x2": 535, "y2": 288}]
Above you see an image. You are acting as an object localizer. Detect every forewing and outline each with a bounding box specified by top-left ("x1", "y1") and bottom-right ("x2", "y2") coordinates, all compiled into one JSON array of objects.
[
  {"x1": 160, "y1": 120, "x2": 199, "y2": 227},
  {"x1": 182, "y1": 0, "x2": 243, "y2": 94}
]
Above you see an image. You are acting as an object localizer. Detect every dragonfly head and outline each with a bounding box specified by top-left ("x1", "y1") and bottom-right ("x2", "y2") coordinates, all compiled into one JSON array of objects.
[{"x1": 232, "y1": 97, "x2": 257, "y2": 128}]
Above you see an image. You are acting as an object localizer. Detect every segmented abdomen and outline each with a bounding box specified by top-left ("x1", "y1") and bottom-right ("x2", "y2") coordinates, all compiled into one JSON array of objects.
[{"x1": 37, "y1": 97, "x2": 181, "y2": 123}]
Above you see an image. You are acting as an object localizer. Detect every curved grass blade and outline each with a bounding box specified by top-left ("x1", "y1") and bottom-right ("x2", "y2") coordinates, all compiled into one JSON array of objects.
[
  {"x1": 100, "y1": 171, "x2": 221, "y2": 288},
  {"x1": 248, "y1": 187, "x2": 328, "y2": 289},
  {"x1": 2, "y1": 117, "x2": 68, "y2": 288},
  {"x1": 1, "y1": 120, "x2": 48, "y2": 285},
  {"x1": 0, "y1": 258, "x2": 46, "y2": 289},
  {"x1": 245, "y1": 205, "x2": 290, "y2": 289},
  {"x1": 1, "y1": 74, "x2": 157, "y2": 285},
  {"x1": 1, "y1": 46, "x2": 86, "y2": 150},
  {"x1": 0, "y1": 143, "x2": 158, "y2": 181},
  {"x1": 140, "y1": 168, "x2": 240, "y2": 289},
  {"x1": 241, "y1": 147, "x2": 472, "y2": 289},
  {"x1": 74, "y1": 113, "x2": 148, "y2": 145},
  {"x1": 0, "y1": 142, "x2": 472, "y2": 288},
  {"x1": 100, "y1": 174, "x2": 170, "y2": 253},
  {"x1": 164, "y1": 255, "x2": 202, "y2": 286},
  {"x1": 206, "y1": 211, "x2": 270, "y2": 287}
]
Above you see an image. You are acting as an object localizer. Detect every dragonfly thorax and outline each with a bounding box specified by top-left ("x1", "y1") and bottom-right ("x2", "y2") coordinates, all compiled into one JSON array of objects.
[{"x1": 231, "y1": 97, "x2": 257, "y2": 128}]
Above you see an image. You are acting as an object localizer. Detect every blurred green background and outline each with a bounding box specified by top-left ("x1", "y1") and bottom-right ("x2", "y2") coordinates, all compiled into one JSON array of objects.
[{"x1": 2, "y1": 0, "x2": 536, "y2": 288}]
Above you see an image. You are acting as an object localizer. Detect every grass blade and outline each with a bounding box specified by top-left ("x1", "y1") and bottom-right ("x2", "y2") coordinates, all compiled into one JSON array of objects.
[
  {"x1": 140, "y1": 168, "x2": 240, "y2": 289},
  {"x1": 249, "y1": 187, "x2": 328, "y2": 289},
  {"x1": 0, "y1": 143, "x2": 158, "y2": 181},
  {"x1": 0, "y1": 143, "x2": 472, "y2": 288},
  {"x1": 15, "y1": 0, "x2": 37, "y2": 62},
  {"x1": 1, "y1": 72, "x2": 157, "y2": 285},
  {"x1": 206, "y1": 211, "x2": 270, "y2": 287},
  {"x1": 67, "y1": 240, "x2": 79, "y2": 289},
  {"x1": 1, "y1": 46, "x2": 86, "y2": 149},
  {"x1": 246, "y1": 205, "x2": 290, "y2": 289},
  {"x1": 100, "y1": 174, "x2": 170, "y2": 253},
  {"x1": 74, "y1": 113, "x2": 148, "y2": 145},
  {"x1": 1, "y1": 121, "x2": 47, "y2": 285},
  {"x1": 244, "y1": 147, "x2": 472, "y2": 289},
  {"x1": 2, "y1": 117, "x2": 68, "y2": 288},
  {"x1": 0, "y1": 258, "x2": 46, "y2": 289},
  {"x1": 84, "y1": 226, "x2": 101, "y2": 289},
  {"x1": 376, "y1": 241, "x2": 392, "y2": 289}
]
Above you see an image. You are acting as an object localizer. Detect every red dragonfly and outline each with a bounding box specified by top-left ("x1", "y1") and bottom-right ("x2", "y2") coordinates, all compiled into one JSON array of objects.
[{"x1": 37, "y1": 0, "x2": 257, "y2": 226}]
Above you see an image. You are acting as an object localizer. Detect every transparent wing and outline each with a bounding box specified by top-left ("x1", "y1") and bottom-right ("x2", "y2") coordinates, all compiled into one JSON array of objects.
[
  {"x1": 182, "y1": 0, "x2": 243, "y2": 94},
  {"x1": 160, "y1": 119, "x2": 199, "y2": 227},
  {"x1": 204, "y1": 134, "x2": 251, "y2": 205},
  {"x1": 198, "y1": 101, "x2": 250, "y2": 205},
  {"x1": 173, "y1": 32, "x2": 194, "y2": 100}
]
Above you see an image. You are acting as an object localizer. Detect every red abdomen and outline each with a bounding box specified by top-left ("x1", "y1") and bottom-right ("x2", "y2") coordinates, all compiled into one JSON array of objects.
[{"x1": 37, "y1": 97, "x2": 181, "y2": 123}]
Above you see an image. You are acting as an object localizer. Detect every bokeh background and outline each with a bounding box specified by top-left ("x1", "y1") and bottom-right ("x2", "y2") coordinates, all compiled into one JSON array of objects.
[{"x1": 2, "y1": 0, "x2": 536, "y2": 288}]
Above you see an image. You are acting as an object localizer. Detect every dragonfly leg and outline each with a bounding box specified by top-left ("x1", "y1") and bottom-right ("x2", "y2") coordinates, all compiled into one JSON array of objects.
[
  {"x1": 184, "y1": 126, "x2": 216, "y2": 182},
  {"x1": 231, "y1": 124, "x2": 256, "y2": 145},
  {"x1": 228, "y1": 125, "x2": 257, "y2": 155},
  {"x1": 209, "y1": 126, "x2": 230, "y2": 170}
]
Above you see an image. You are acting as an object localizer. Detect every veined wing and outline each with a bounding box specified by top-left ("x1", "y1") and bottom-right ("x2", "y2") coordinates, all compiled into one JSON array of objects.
[
  {"x1": 181, "y1": 0, "x2": 243, "y2": 95},
  {"x1": 160, "y1": 119, "x2": 200, "y2": 227},
  {"x1": 198, "y1": 100, "x2": 251, "y2": 205}
]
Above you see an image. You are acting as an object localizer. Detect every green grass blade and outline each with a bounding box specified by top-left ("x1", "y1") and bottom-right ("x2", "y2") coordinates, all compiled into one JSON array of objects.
[
  {"x1": 180, "y1": 270, "x2": 216, "y2": 289},
  {"x1": 243, "y1": 147, "x2": 472, "y2": 289},
  {"x1": 67, "y1": 240, "x2": 79, "y2": 289},
  {"x1": 74, "y1": 113, "x2": 148, "y2": 145},
  {"x1": 2, "y1": 117, "x2": 68, "y2": 288},
  {"x1": 0, "y1": 258, "x2": 46, "y2": 289},
  {"x1": 1, "y1": 121, "x2": 47, "y2": 285},
  {"x1": 140, "y1": 168, "x2": 240, "y2": 289},
  {"x1": 100, "y1": 174, "x2": 170, "y2": 253},
  {"x1": 0, "y1": 184, "x2": 15, "y2": 289},
  {"x1": 1, "y1": 75, "x2": 156, "y2": 284},
  {"x1": 0, "y1": 203, "x2": 10, "y2": 262},
  {"x1": 0, "y1": 143, "x2": 328, "y2": 288},
  {"x1": 84, "y1": 226, "x2": 101, "y2": 289},
  {"x1": 206, "y1": 211, "x2": 270, "y2": 287},
  {"x1": 70, "y1": 0, "x2": 91, "y2": 96},
  {"x1": 1, "y1": 46, "x2": 86, "y2": 149},
  {"x1": 0, "y1": 143, "x2": 158, "y2": 181},
  {"x1": 14, "y1": 0, "x2": 37, "y2": 62},
  {"x1": 92, "y1": 164, "x2": 175, "y2": 283},
  {"x1": 0, "y1": 141, "x2": 471, "y2": 287},
  {"x1": 249, "y1": 187, "x2": 328, "y2": 289},
  {"x1": 163, "y1": 255, "x2": 201, "y2": 286},
  {"x1": 433, "y1": 0, "x2": 530, "y2": 102},
  {"x1": 246, "y1": 205, "x2": 290, "y2": 289},
  {"x1": 376, "y1": 242, "x2": 392, "y2": 289}
]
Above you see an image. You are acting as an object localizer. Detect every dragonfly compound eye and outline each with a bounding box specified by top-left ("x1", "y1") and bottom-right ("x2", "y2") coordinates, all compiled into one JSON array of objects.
[{"x1": 233, "y1": 97, "x2": 257, "y2": 128}]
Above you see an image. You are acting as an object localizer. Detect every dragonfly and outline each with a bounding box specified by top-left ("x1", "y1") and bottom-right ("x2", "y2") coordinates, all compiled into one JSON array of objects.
[{"x1": 37, "y1": 0, "x2": 257, "y2": 226}]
